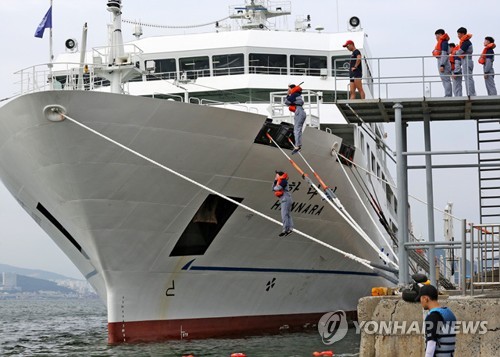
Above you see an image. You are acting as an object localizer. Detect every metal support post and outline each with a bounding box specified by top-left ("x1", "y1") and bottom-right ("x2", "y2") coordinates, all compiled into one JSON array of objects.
[
  {"x1": 423, "y1": 112, "x2": 437, "y2": 287},
  {"x1": 470, "y1": 226, "x2": 475, "y2": 296},
  {"x1": 394, "y1": 103, "x2": 409, "y2": 285},
  {"x1": 461, "y1": 219, "x2": 467, "y2": 295}
]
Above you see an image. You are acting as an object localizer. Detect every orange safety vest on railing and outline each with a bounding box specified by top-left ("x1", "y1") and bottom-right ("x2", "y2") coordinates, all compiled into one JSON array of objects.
[
  {"x1": 479, "y1": 43, "x2": 496, "y2": 64},
  {"x1": 432, "y1": 33, "x2": 450, "y2": 57}
]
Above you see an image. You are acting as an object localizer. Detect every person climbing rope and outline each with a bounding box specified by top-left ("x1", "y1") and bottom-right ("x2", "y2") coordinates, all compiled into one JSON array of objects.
[{"x1": 273, "y1": 170, "x2": 294, "y2": 237}]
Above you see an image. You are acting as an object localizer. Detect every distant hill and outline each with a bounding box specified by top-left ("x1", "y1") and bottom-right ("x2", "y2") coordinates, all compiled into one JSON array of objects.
[
  {"x1": 16, "y1": 274, "x2": 74, "y2": 293},
  {"x1": 0, "y1": 263, "x2": 79, "y2": 281}
]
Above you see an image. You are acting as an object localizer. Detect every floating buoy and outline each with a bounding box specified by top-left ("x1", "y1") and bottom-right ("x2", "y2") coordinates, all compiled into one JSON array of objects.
[
  {"x1": 181, "y1": 355, "x2": 194, "y2": 357},
  {"x1": 312, "y1": 351, "x2": 334, "y2": 356},
  {"x1": 231, "y1": 354, "x2": 247, "y2": 357}
]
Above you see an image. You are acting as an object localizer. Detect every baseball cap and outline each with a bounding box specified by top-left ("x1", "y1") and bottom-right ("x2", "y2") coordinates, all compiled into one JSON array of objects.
[
  {"x1": 416, "y1": 284, "x2": 438, "y2": 300},
  {"x1": 343, "y1": 40, "x2": 354, "y2": 47}
]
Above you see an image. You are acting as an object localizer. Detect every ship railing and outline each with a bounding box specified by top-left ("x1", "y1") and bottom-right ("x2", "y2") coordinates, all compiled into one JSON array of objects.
[
  {"x1": 151, "y1": 92, "x2": 184, "y2": 101},
  {"x1": 249, "y1": 65, "x2": 287, "y2": 75},
  {"x1": 14, "y1": 62, "x2": 111, "y2": 95},
  {"x1": 290, "y1": 66, "x2": 328, "y2": 77},
  {"x1": 144, "y1": 71, "x2": 178, "y2": 82},
  {"x1": 92, "y1": 44, "x2": 145, "y2": 68},
  {"x1": 333, "y1": 53, "x2": 499, "y2": 101},
  {"x1": 197, "y1": 98, "x2": 259, "y2": 113},
  {"x1": 213, "y1": 66, "x2": 245, "y2": 76},
  {"x1": 269, "y1": 89, "x2": 320, "y2": 128},
  {"x1": 178, "y1": 69, "x2": 210, "y2": 80}
]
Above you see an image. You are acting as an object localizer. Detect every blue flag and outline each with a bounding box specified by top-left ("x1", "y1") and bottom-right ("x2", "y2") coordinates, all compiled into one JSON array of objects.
[{"x1": 34, "y1": 6, "x2": 52, "y2": 38}]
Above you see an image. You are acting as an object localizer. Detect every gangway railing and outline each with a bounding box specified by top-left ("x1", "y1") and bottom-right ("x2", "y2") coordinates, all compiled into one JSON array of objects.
[
  {"x1": 469, "y1": 223, "x2": 500, "y2": 294},
  {"x1": 404, "y1": 222, "x2": 500, "y2": 295},
  {"x1": 333, "y1": 53, "x2": 499, "y2": 101},
  {"x1": 269, "y1": 89, "x2": 321, "y2": 128}
]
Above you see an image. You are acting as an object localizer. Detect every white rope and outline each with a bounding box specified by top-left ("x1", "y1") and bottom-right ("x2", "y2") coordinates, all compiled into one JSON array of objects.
[
  {"x1": 335, "y1": 151, "x2": 464, "y2": 222},
  {"x1": 268, "y1": 134, "x2": 397, "y2": 268},
  {"x1": 333, "y1": 150, "x2": 399, "y2": 265},
  {"x1": 61, "y1": 113, "x2": 374, "y2": 270},
  {"x1": 123, "y1": 17, "x2": 231, "y2": 30}
]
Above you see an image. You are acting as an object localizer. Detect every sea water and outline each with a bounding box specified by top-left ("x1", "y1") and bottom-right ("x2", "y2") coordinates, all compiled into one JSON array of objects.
[{"x1": 0, "y1": 299, "x2": 360, "y2": 356}]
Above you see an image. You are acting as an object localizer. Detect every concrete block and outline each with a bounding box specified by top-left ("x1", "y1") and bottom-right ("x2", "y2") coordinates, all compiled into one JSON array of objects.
[
  {"x1": 358, "y1": 296, "x2": 500, "y2": 357},
  {"x1": 480, "y1": 331, "x2": 500, "y2": 356},
  {"x1": 374, "y1": 335, "x2": 424, "y2": 357}
]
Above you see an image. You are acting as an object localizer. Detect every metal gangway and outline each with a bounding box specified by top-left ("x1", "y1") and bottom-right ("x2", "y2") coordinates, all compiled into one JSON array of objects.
[{"x1": 334, "y1": 53, "x2": 500, "y2": 290}]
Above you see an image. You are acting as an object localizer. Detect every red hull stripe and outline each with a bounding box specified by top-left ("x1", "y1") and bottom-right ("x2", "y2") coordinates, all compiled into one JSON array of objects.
[{"x1": 108, "y1": 311, "x2": 356, "y2": 343}]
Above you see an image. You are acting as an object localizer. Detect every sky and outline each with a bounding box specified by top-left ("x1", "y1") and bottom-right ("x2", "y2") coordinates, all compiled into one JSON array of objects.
[{"x1": 0, "y1": 0, "x2": 499, "y2": 279}]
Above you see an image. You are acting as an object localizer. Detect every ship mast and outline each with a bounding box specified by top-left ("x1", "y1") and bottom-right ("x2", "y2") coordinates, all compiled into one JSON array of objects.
[
  {"x1": 94, "y1": 0, "x2": 142, "y2": 94},
  {"x1": 107, "y1": 0, "x2": 125, "y2": 62},
  {"x1": 230, "y1": 0, "x2": 291, "y2": 30}
]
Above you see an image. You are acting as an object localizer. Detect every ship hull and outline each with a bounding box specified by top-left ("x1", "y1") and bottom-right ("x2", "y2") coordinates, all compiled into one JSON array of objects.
[{"x1": 0, "y1": 91, "x2": 394, "y2": 342}]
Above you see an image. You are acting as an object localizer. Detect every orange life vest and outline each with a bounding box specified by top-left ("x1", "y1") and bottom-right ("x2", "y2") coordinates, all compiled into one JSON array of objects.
[
  {"x1": 274, "y1": 172, "x2": 289, "y2": 197},
  {"x1": 449, "y1": 45, "x2": 459, "y2": 70},
  {"x1": 457, "y1": 33, "x2": 473, "y2": 59},
  {"x1": 432, "y1": 33, "x2": 450, "y2": 57},
  {"x1": 287, "y1": 85, "x2": 303, "y2": 113},
  {"x1": 479, "y1": 43, "x2": 496, "y2": 64}
]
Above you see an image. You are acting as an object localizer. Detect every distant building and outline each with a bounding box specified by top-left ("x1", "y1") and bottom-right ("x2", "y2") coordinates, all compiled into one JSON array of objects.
[{"x1": 1, "y1": 272, "x2": 18, "y2": 291}]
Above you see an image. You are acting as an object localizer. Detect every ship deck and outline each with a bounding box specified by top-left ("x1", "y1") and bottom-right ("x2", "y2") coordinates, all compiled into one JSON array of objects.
[{"x1": 336, "y1": 95, "x2": 500, "y2": 123}]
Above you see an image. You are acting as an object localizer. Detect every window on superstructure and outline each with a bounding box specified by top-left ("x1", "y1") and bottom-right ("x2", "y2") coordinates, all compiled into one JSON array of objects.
[
  {"x1": 179, "y1": 56, "x2": 210, "y2": 80},
  {"x1": 146, "y1": 58, "x2": 176, "y2": 81},
  {"x1": 377, "y1": 163, "x2": 381, "y2": 178},
  {"x1": 213, "y1": 54, "x2": 244, "y2": 76},
  {"x1": 366, "y1": 145, "x2": 370, "y2": 169},
  {"x1": 386, "y1": 187, "x2": 393, "y2": 211},
  {"x1": 290, "y1": 55, "x2": 327, "y2": 76},
  {"x1": 360, "y1": 132, "x2": 365, "y2": 154},
  {"x1": 249, "y1": 53, "x2": 287, "y2": 75},
  {"x1": 371, "y1": 153, "x2": 376, "y2": 173},
  {"x1": 331, "y1": 56, "x2": 351, "y2": 77}
]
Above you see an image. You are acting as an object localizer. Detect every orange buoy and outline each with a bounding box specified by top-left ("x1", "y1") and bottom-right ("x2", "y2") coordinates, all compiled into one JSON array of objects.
[
  {"x1": 230, "y1": 354, "x2": 247, "y2": 357},
  {"x1": 312, "y1": 351, "x2": 334, "y2": 356}
]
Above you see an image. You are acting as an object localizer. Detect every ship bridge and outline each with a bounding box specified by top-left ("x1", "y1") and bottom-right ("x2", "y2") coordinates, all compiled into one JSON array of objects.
[{"x1": 334, "y1": 54, "x2": 500, "y2": 290}]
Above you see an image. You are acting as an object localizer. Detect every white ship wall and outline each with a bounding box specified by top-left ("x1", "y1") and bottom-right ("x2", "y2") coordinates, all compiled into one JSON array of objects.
[{"x1": 0, "y1": 91, "x2": 394, "y2": 334}]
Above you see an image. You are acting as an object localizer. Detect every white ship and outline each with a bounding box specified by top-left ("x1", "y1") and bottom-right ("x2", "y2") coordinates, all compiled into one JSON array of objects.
[{"x1": 0, "y1": 1, "x2": 400, "y2": 342}]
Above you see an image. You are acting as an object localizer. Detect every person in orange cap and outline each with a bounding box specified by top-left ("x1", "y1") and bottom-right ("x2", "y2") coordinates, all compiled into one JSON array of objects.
[{"x1": 343, "y1": 40, "x2": 365, "y2": 99}]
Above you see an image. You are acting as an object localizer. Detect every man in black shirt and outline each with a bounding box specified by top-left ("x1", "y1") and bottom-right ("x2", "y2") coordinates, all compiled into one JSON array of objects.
[
  {"x1": 343, "y1": 40, "x2": 366, "y2": 99},
  {"x1": 417, "y1": 285, "x2": 457, "y2": 356}
]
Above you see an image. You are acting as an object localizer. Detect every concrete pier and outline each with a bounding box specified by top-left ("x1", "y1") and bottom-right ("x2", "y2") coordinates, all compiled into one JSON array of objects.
[{"x1": 358, "y1": 294, "x2": 500, "y2": 356}]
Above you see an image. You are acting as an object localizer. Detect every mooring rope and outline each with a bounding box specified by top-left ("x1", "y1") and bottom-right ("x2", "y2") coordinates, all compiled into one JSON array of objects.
[
  {"x1": 60, "y1": 112, "x2": 376, "y2": 271},
  {"x1": 266, "y1": 133, "x2": 397, "y2": 268}
]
